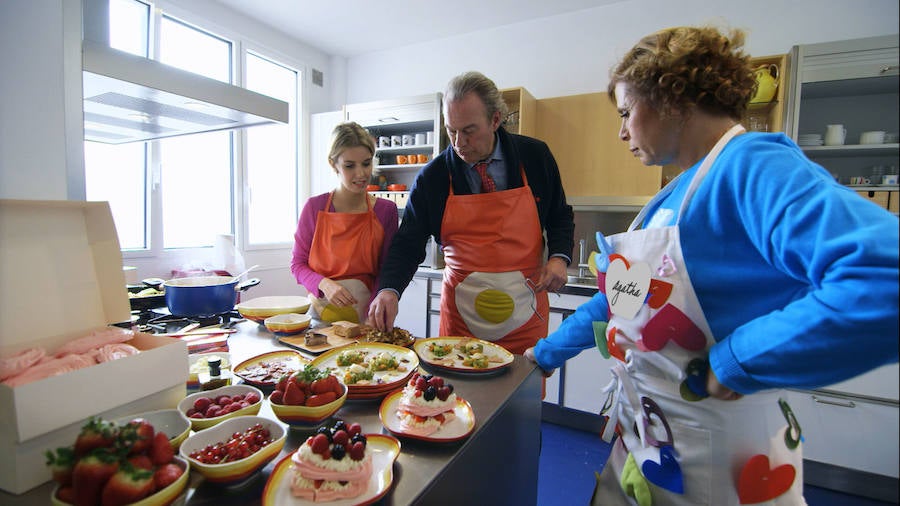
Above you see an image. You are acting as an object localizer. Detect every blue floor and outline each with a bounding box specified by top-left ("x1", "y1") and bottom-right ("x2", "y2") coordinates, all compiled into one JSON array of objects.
[{"x1": 538, "y1": 422, "x2": 897, "y2": 506}]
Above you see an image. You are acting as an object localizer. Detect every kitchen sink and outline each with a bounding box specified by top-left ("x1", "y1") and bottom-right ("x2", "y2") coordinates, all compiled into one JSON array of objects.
[{"x1": 567, "y1": 275, "x2": 598, "y2": 286}]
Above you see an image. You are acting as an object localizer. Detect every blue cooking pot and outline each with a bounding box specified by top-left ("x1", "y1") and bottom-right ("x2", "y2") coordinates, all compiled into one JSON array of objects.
[{"x1": 163, "y1": 276, "x2": 260, "y2": 317}]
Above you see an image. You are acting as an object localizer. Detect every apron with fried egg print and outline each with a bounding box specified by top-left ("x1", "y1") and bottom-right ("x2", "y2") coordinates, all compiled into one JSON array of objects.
[
  {"x1": 591, "y1": 125, "x2": 806, "y2": 506},
  {"x1": 439, "y1": 165, "x2": 548, "y2": 355},
  {"x1": 308, "y1": 192, "x2": 384, "y2": 324}
]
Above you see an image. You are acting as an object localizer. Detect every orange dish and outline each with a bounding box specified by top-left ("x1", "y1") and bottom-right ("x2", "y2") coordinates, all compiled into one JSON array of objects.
[
  {"x1": 388, "y1": 184, "x2": 407, "y2": 192},
  {"x1": 366, "y1": 185, "x2": 380, "y2": 191}
]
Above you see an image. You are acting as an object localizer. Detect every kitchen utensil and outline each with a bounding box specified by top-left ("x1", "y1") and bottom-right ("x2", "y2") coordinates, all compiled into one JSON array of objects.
[
  {"x1": 264, "y1": 313, "x2": 312, "y2": 335},
  {"x1": 163, "y1": 275, "x2": 260, "y2": 317},
  {"x1": 229, "y1": 264, "x2": 259, "y2": 284},
  {"x1": 750, "y1": 64, "x2": 779, "y2": 103},
  {"x1": 824, "y1": 124, "x2": 846, "y2": 146}
]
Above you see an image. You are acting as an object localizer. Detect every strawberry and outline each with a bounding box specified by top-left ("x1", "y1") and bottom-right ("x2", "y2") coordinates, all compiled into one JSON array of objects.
[
  {"x1": 45, "y1": 446, "x2": 76, "y2": 486},
  {"x1": 153, "y1": 463, "x2": 183, "y2": 490},
  {"x1": 73, "y1": 417, "x2": 118, "y2": 457},
  {"x1": 310, "y1": 378, "x2": 331, "y2": 395},
  {"x1": 283, "y1": 381, "x2": 306, "y2": 405},
  {"x1": 269, "y1": 389, "x2": 284, "y2": 404},
  {"x1": 149, "y1": 431, "x2": 174, "y2": 466},
  {"x1": 56, "y1": 485, "x2": 76, "y2": 504},
  {"x1": 72, "y1": 449, "x2": 119, "y2": 506},
  {"x1": 100, "y1": 464, "x2": 154, "y2": 506},
  {"x1": 127, "y1": 454, "x2": 154, "y2": 470},
  {"x1": 306, "y1": 391, "x2": 336, "y2": 407},
  {"x1": 118, "y1": 418, "x2": 155, "y2": 455}
]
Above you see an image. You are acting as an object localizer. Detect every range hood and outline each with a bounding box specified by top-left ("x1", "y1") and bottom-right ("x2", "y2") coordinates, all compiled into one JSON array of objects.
[{"x1": 82, "y1": 40, "x2": 289, "y2": 144}]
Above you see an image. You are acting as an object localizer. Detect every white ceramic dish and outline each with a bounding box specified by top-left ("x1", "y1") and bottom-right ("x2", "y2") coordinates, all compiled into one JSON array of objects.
[{"x1": 177, "y1": 384, "x2": 263, "y2": 430}]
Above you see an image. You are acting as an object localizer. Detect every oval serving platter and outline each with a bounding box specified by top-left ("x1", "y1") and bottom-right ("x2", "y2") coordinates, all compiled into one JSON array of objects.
[{"x1": 413, "y1": 337, "x2": 513, "y2": 375}]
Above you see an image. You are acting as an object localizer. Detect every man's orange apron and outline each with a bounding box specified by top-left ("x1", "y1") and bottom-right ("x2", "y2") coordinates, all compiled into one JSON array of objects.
[
  {"x1": 439, "y1": 165, "x2": 548, "y2": 354},
  {"x1": 308, "y1": 192, "x2": 384, "y2": 323}
]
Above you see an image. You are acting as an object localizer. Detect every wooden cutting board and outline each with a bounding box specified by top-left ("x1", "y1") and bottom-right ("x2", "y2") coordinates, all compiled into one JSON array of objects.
[{"x1": 277, "y1": 325, "x2": 357, "y2": 354}]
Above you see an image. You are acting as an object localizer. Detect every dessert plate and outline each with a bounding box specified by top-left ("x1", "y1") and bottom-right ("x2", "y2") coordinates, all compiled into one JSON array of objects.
[
  {"x1": 379, "y1": 389, "x2": 476, "y2": 442},
  {"x1": 261, "y1": 434, "x2": 401, "y2": 506},
  {"x1": 414, "y1": 337, "x2": 514, "y2": 375},
  {"x1": 232, "y1": 350, "x2": 308, "y2": 387}
]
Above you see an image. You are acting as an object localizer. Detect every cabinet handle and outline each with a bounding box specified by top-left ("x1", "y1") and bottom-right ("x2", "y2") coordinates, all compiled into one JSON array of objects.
[
  {"x1": 880, "y1": 65, "x2": 899, "y2": 74},
  {"x1": 378, "y1": 116, "x2": 400, "y2": 123},
  {"x1": 812, "y1": 395, "x2": 856, "y2": 408}
]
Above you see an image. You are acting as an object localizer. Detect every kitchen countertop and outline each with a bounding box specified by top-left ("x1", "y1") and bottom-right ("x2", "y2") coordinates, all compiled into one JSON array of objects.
[{"x1": 1, "y1": 320, "x2": 543, "y2": 505}]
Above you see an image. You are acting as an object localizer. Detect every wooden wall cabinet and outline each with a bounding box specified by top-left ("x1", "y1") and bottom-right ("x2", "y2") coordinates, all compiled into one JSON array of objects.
[
  {"x1": 742, "y1": 54, "x2": 791, "y2": 134},
  {"x1": 535, "y1": 93, "x2": 661, "y2": 197},
  {"x1": 500, "y1": 87, "x2": 536, "y2": 137}
]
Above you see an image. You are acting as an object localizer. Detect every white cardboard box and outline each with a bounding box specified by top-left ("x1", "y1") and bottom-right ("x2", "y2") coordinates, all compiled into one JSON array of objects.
[{"x1": 0, "y1": 200, "x2": 188, "y2": 494}]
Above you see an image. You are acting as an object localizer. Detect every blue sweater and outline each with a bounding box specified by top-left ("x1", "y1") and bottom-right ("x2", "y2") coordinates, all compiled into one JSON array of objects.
[{"x1": 533, "y1": 132, "x2": 899, "y2": 394}]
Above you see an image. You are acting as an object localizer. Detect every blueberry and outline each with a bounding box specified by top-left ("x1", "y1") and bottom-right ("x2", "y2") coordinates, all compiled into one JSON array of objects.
[
  {"x1": 424, "y1": 385, "x2": 436, "y2": 401},
  {"x1": 351, "y1": 433, "x2": 367, "y2": 446},
  {"x1": 331, "y1": 444, "x2": 346, "y2": 460}
]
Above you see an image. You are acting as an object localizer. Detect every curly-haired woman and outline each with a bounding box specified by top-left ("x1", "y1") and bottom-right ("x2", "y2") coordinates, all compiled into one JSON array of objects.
[{"x1": 526, "y1": 26, "x2": 898, "y2": 505}]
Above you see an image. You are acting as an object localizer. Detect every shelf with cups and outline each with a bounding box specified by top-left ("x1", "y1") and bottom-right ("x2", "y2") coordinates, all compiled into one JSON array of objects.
[
  {"x1": 375, "y1": 164, "x2": 426, "y2": 171},
  {"x1": 376, "y1": 144, "x2": 436, "y2": 154},
  {"x1": 801, "y1": 143, "x2": 900, "y2": 157}
]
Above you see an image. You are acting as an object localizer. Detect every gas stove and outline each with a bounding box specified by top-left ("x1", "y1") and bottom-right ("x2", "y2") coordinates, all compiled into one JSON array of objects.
[{"x1": 120, "y1": 308, "x2": 245, "y2": 335}]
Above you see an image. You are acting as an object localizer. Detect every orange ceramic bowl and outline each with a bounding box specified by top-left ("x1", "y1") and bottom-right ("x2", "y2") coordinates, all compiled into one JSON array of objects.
[
  {"x1": 366, "y1": 184, "x2": 380, "y2": 191},
  {"x1": 388, "y1": 184, "x2": 407, "y2": 191},
  {"x1": 179, "y1": 416, "x2": 286, "y2": 485},
  {"x1": 268, "y1": 381, "x2": 348, "y2": 427}
]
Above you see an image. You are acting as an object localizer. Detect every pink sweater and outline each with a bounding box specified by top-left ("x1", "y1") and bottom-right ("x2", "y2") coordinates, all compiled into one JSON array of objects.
[{"x1": 290, "y1": 193, "x2": 399, "y2": 299}]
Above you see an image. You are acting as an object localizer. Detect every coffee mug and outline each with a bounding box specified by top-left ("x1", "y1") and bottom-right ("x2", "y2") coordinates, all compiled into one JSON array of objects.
[
  {"x1": 883, "y1": 174, "x2": 899, "y2": 185},
  {"x1": 426, "y1": 131, "x2": 434, "y2": 145},
  {"x1": 849, "y1": 176, "x2": 871, "y2": 185},
  {"x1": 417, "y1": 154, "x2": 428, "y2": 164},
  {"x1": 402, "y1": 134, "x2": 414, "y2": 146},
  {"x1": 391, "y1": 135, "x2": 402, "y2": 147},
  {"x1": 415, "y1": 133, "x2": 427, "y2": 145},
  {"x1": 378, "y1": 136, "x2": 391, "y2": 148},
  {"x1": 859, "y1": 131, "x2": 886, "y2": 145},
  {"x1": 396, "y1": 155, "x2": 408, "y2": 164},
  {"x1": 824, "y1": 124, "x2": 846, "y2": 146}
]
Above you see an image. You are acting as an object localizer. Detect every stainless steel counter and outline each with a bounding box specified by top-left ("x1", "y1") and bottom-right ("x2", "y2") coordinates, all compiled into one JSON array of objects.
[{"x1": 1, "y1": 321, "x2": 543, "y2": 505}]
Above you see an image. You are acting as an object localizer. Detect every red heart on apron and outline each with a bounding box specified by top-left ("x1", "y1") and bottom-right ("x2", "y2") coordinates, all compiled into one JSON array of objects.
[
  {"x1": 642, "y1": 303, "x2": 706, "y2": 351},
  {"x1": 646, "y1": 278, "x2": 673, "y2": 309},
  {"x1": 606, "y1": 326, "x2": 626, "y2": 362},
  {"x1": 641, "y1": 446, "x2": 684, "y2": 494},
  {"x1": 737, "y1": 454, "x2": 796, "y2": 504}
]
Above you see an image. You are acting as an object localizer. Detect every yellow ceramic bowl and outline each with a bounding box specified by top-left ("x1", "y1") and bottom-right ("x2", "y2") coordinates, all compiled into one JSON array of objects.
[
  {"x1": 179, "y1": 416, "x2": 286, "y2": 485},
  {"x1": 264, "y1": 313, "x2": 312, "y2": 336},
  {"x1": 268, "y1": 382, "x2": 347, "y2": 427},
  {"x1": 177, "y1": 384, "x2": 263, "y2": 431},
  {"x1": 236, "y1": 296, "x2": 310, "y2": 323},
  {"x1": 114, "y1": 409, "x2": 191, "y2": 451},
  {"x1": 51, "y1": 456, "x2": 189, "y2": 506}
]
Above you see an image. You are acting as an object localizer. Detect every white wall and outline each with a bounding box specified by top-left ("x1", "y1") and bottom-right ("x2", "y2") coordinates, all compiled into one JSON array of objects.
[{"x1": 344, "y1": 0, "x2": 900, "y2": 103}]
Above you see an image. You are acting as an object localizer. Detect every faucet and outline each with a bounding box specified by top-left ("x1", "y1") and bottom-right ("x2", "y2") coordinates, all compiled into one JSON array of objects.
[{"x1": 577, "y1": 239, "x2": 592, "y2": 278}]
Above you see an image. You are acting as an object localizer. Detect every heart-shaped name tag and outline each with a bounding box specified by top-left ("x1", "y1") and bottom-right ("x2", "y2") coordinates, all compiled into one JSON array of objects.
[{"x1": 605, "y1": 255, "x2": 651, "y2": 320}]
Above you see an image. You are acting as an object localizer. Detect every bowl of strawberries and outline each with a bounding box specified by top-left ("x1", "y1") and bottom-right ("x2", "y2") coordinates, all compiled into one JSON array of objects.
[
  {"x1": 46, "y1": 416, "x2": 189, "y2": 506},
  {"x1": 268, "y1": 364, "x2": 347, "y2": 426},
  {"x1": 177, "y1": 384, "x2": 263, "y2": 431}
]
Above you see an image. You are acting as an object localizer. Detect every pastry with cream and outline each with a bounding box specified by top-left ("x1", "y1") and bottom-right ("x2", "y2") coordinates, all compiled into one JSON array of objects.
[
  {"x1": 290, "y1": 420, "x2": 372, "y2": 502},
  {"x1": 396, "y1": 373, "x2": 457, "y2": 436}
]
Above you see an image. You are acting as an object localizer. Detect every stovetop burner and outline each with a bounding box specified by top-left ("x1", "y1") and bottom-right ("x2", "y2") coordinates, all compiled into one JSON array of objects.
[{"x1": 123, "y1": 308, "x2": 244, "y2": 334}]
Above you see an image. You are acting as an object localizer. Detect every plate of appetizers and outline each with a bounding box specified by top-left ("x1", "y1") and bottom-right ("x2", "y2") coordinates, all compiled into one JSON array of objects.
[
  {"x1": 261, "y1": 427, "x2": 400, "y2": 506},
  {"x1": 413, "y1": 337, "x2": 514, "y2": 375},
  {"x1": 309, "y1": 343, "x2": 419, "y2": 398},
  {"x1": 379, "y1": 373, "x2": 475, "y2": 442},
  {"x1": 233, "y1": 350, "x2": 309, "y2": 387}
]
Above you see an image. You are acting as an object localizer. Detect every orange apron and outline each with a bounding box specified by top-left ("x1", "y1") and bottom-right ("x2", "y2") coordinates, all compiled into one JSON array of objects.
[
  {"x1": 439, "y1": 165, "x2": 548, "y2": 354},
  {"x1": 308, "y1": 192, "x2": 384, "y2": 323}
]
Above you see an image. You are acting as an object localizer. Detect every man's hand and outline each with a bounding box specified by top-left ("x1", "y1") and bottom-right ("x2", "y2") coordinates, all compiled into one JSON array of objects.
[
  {"x1": 534, "y1": 257, "x2": 568, "y2": 293},
  {"x1": 366, "y1": 290, "x2": 400, "y2": 331}
]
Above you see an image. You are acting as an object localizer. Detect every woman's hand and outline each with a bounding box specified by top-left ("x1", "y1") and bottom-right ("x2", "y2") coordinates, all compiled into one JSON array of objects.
[
  {"x1": 523, "y1": 347, "x2": 555, "y2": 378},
  {"x1": 706, "y1": 368, "x2": 743, "y2": 401},
  {"x1": 366, "y1": 290, "x2": 399, "y2": 331},
  {"x1": 319, "y1": 278, "x2": 357, "y2": 307}
]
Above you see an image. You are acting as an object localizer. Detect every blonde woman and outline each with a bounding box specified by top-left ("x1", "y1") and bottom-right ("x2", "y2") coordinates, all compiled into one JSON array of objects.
[{"x1": 291, "y1": 122, "x2": 398, "y2": 323}]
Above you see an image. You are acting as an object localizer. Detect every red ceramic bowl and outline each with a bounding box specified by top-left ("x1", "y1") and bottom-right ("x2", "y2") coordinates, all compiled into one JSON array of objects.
[
  {"x1": 366, "y1": 185, "x2": 380, "y2": 191},
  {"x1": 388, "y1": 184, "x2": 407, "y2": 191}
]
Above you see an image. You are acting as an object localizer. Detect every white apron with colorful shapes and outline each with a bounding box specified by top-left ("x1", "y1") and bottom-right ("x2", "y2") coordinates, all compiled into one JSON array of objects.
[{"x1": 591, "y1": 125, "x2": 806, "y2": 506}]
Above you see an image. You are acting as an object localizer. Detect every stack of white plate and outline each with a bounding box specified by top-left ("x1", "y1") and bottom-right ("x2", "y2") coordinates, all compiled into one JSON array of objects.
[{"x1": 797, "y1": 133, "x2": 824, "y2": 146}]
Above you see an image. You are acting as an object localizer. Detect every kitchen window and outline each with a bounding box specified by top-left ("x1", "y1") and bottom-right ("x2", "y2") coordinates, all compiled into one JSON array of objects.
[{"x1": 85, "y1": 0, "x2": 301, "y2": 255}]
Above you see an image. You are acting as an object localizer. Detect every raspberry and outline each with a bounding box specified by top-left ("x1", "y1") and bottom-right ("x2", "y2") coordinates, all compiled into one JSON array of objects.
[
  {"x1": 437, "y1": 386, "x2": 451, "y2": 401},
  {"x1": 332, "y1": 430, "x2": 349, "y2": 447},
  {"x1": 349, "y1": 441, "x2": 366, "y2": 461},
  {"x1": 428, "y1": 377, "x2": 444, "y2": 388},
  {"x1": 310, "y1": 433, "x2": 330, "y2": 455},
  {"x1": 415, "y1": 377, "x2": 428, "y2": 390},
  {"x1": 347, "y1": 423, "x2": 362, "y2": 437}
]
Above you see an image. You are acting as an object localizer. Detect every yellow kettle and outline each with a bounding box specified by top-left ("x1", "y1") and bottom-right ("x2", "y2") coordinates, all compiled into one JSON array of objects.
[{"x1": 751, "y1": 64, "x2": 779, "y2": 104}]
